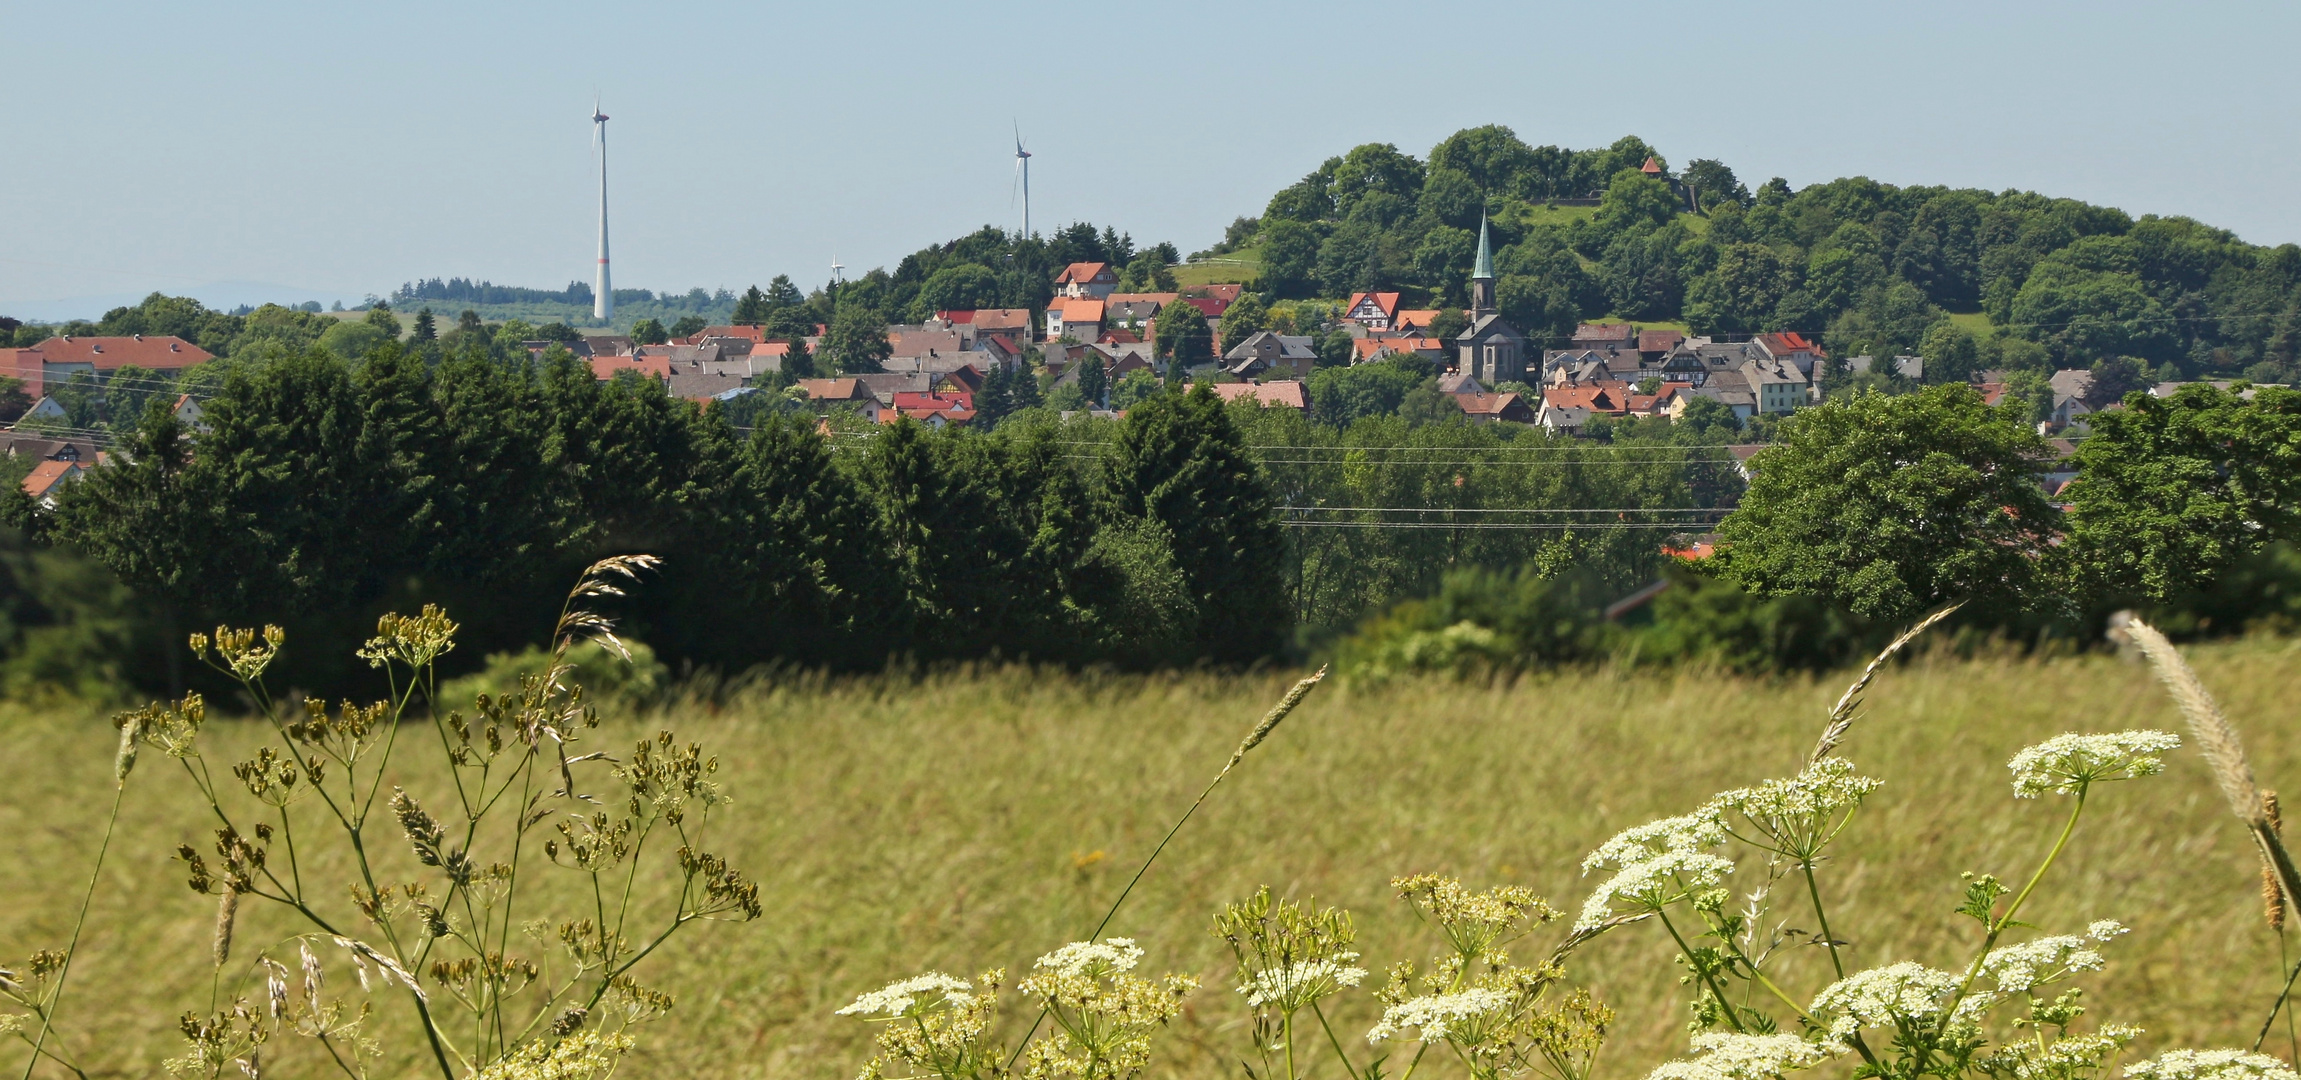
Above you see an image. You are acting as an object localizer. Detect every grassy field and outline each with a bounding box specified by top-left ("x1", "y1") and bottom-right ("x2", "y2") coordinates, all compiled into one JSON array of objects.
[
  {"x1": 1177, "y1": 249, "x2": 1259, "y2": 287},
  {"x1": 7, "y1": 640, "x2": 2301, "y2": 1078}
]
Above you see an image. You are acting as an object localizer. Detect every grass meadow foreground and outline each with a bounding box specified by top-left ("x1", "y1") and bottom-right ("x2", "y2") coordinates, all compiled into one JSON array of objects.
[{"x1": 5, "y1": 635, "x2": 2301, "y2": 1078}]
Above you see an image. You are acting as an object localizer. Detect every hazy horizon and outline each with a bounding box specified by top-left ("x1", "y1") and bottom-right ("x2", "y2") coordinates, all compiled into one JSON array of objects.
[{"x1": 7, "y1": 0, "x2": 2297, "y2": 320}]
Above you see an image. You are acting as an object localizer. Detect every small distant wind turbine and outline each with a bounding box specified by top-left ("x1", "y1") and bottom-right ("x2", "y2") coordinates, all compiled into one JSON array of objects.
[
  {"x1": 1011, "y1": 122, "x2": 1032, "y2": 240},
  {"x1": 591, "y1": 97, "x2": 613, "y2": 323},
  {"x1": 830, "y1": 255, "x2": 845, "y2": 285}
]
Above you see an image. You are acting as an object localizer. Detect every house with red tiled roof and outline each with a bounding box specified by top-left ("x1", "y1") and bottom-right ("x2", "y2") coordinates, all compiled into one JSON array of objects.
[
  {"x1": 1343, "y1": 291, "x2": 1405, "y2": 331},
  {"x1": 1394, "y1": 309, "x2": 1444, "y2": 334},
  {"x1": 590, "y1": 355, "x2": 672, "y2": 382},
  {"x1": 1054, "y1": 262, "x2": 1119, "y2": 300},
  {"x1": 1543, "y1": 383, "x2": 1631, "y2": 415},
  {"x1": 11, "y1": 335, "x2": 213, "y2": 400},
  {"x1": 1046, "y1": 298, "x2": 1105, "y2": 342},
  {"x1": 1207, "y1": 380, "x2": 1310, "y2": 413},
  {"x1": 1753, "y1": 332, "x2": 1826, "y2": 378},
  {"x1": 1570, "y1": 323, "x2": 1637, "y2": 349},
  {"x1": 796, "y1": 378, "x2": 882, "y2": 422},
  {"x1": 1636, "y1": 329, "x2": 1685, "y2": 360},
  {"x1": 21, "y1": 460, "x2": 81, "y2": 506},
  {"x1": 888, "y1": 390, "x2": 975, "y2": 428},
  {"x1": 1454, "y1": 392, "x2": 1534, "y2": 425},
  {"x1": 682, "y1": 325, "x2": 768, "y2": 345},
  {"x1": 967, "y1": 309, "x2": 1034, "y2": 337}
]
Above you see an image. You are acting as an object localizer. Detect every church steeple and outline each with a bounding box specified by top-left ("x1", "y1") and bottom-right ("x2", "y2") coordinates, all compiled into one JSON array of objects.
[{"x1": 1469, "y1": 210, "x2": 1496, "y2": 317}]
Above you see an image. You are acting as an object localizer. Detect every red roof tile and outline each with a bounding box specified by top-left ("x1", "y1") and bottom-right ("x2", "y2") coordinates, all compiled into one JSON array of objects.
[{"x1": 27, "y1": 335, "x2": 212, "y2": 370}]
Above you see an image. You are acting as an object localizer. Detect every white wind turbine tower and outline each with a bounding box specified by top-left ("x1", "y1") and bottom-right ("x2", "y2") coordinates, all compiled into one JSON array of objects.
[
  {"x1": 591, "y1": 100, "x2": 613, "y2": 323},
  {"x1": 1012, "y1": 122, "x2": 1032, "y2": 239}
]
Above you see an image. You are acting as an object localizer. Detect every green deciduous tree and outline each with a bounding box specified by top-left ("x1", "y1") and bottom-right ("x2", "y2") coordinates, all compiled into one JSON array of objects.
[
  {"x1": 2062, "y1": 385, "x2": 2301, "y2": 602},
  {"x1": 823, "y1": 307, "x2": 891, "y2": 374},
  {"x1": 1155, "y1": 299, "x2": 1213, "y2": 372},
  {"x1": 1713, "y1": 384, "x2": 2059, "y2": 623}
]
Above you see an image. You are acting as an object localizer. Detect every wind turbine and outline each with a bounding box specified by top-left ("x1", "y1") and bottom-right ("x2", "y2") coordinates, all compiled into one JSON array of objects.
[
  {"x1": 591, "y1": 99, "x2": 612, "y2": 323},
  {"x1": 1011, "y1": 122, "x2": 1032, "y2": 240},
  {"x1": 830, "y1": 256, "x2": 845, "y2": 285}
]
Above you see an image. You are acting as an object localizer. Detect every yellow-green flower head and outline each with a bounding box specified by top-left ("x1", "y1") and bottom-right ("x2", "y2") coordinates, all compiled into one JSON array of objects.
[{"x1": 2009, "y1": 731, "x2": 2181, "y2": 797}]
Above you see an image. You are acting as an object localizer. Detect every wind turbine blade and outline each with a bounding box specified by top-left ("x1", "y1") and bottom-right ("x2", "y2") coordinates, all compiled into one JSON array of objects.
[{"x1": 1011, "y1": 157, "x2": 1022, "y2": 207}]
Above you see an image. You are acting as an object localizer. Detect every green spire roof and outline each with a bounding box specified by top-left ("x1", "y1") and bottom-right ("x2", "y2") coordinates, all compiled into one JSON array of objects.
[{"x1": 1472, "y1": 211, "x2": 1494, "y2": 280}]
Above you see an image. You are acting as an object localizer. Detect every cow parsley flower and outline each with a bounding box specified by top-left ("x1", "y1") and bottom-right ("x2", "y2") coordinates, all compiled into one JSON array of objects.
[
  {"x1": 1366, "y1": 988, "x2": 1510, "y2": 1043},
  {"x1": 2126, "y1": 1049, "x2": 2301, "y2": 1080},
  {"x1": 1032, "y1": 938, "x2": 1143, "y2": 978},
  {"x1": 835, "y1": 972, "x2": 974, "y2": 1017},
  {"x1": 1581, "y1": 809, "x2": 1729, "y2": 873},
  {"x1": 2008, "y1": 731, "x2": 2181, "y2": 798},
  {"x1": 1647, "y1": 1032, "x2": 1843, "y2": 1080},
  {"x1": 1238, "y1": 957, "x2": 1367, "y2": 1009},
  {"x1": 1980, "y1": 935, "x2": 2110, "y2": 994},
  {"x1": 1808, "y1": 962, "x2": 1982, "y2": 1043},
  {"x1": 1712, "y1": 759, "x2": 1883, "y2": 857},
  {"x1": 1576, "y1": 849, "x2": 1736, "y2": 932}
]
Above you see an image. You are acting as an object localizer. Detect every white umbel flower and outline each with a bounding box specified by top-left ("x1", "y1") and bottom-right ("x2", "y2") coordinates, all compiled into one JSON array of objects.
[
  {"x1": 1031, "y1": 938, "x2": 1143, "y2": 978},
  {"x1": 1578, "y1": 808, "x2": 1735, "y2": 932},
  {"x1": 1713, "y1": 759, "x2": 1883, "y2": 824},
  {"x1": 1581, "y1": 810, "x2": 1728, "y2": 873},
  {"x1": 1238, "y1": 957, "x2": 1366, "y2": 1008},
  {"x1": 1366, "y1": 989, "x2": 1509, "y2": 1042},
  {"x1": 1809, "y1": 962, "x2": 1976, "y2": 1042},
  {"x1": 1576, "y1": 849, "x2": 1736, "y2": 932},
  {"x1": 1646, "y1": 1032, "x2": 1842, "y2": 1080},
  {"x1": 834, "y1": 972, "x2": 973, "y2": 1017},
  {"x1": 1980, "y1": 935, "x2": 2110, "y2": 993},
  {"x1": 2008, "y1": 731, "x2": 2181, "y2": 797},
  {"x1": 2127, "y1": 1049, "x2": 2301, "y2": 1080}
]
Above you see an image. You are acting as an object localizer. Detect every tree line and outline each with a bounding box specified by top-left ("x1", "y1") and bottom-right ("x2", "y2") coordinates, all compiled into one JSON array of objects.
[
  {"x1": 1239, "y1": 126, "x2": 2301, "y2": 387},
  {"x1": 8, "y1": 337, "x2": 1290, "y2": 698}
]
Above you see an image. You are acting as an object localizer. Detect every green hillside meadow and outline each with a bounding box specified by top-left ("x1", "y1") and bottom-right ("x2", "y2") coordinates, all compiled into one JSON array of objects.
[{"x1": 4, "y1": 640, "x2": 2300, "y2": 1077}]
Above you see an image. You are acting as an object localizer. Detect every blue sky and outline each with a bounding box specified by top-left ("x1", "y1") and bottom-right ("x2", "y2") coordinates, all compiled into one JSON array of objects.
[{"x1": 4, "y1": 1, "x2": 2296, "y2": 318}]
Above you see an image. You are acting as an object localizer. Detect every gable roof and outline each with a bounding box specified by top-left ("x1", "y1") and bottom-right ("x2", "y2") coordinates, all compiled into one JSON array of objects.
[
  {"x1": 795, "y1": 377, "x2": 869, "y2": 401},
  {"x1": 1055, "y1": 262, "x2": 1115, "y2": 285},
  {"x1": 1571, "y1": 323, "x2": 1636, "y2": 345},
  {"x1": 1637, "y1": 329, "x2": 1685, "y2": 354},
  {"x1": 27, "y1": 335, "x2": 213, "y2": 370},
  {"x1": 21, "y1": 460, "x2": 80, "y2": 499},
  {"x1": 969, "y1": 308, "x2": 1033, "y2": 332},
  {"x1": 1543, "y1": 384, "x2": 1629, "y2": 414},
  {"x1": 1343, "y1": 291, "x2": 1404, "y2": 320},
  {"x1": 1208, "y1": 381, "x2": 1310, "y2": 411},
  {"x1": 1051, "y1": 298, "x2": 1105, "y2": 322},
  {"x1": 1754, "y1": 331, "x2": 1825, "y2": 359},
  {"x1": 590, "y1": 355, "x2": 671, "y2": 381},
  {"x1": 1455, "y1": 392, "x2": 1530, "y2": 419},
  {"x1": 685, "y1": 325, "x2": 768, "y2": 344}
]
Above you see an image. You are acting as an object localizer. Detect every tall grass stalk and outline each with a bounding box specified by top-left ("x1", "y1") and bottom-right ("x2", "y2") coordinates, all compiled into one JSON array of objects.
[
  {"x1": 2122, "y1": 618, "x2": 2301, "y2": 1047},
  {"x1": 1003, "y1": 664, "x2": 1326, "y2": 1070},
  {"x1": 11, "y1": 758, "x2": 129, "y2": 1080}
]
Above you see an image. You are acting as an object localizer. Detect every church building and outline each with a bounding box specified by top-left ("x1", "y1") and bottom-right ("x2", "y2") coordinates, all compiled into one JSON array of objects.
[{"x1": 1455, "y1": 214, "x2": 1528, "y2": 384}]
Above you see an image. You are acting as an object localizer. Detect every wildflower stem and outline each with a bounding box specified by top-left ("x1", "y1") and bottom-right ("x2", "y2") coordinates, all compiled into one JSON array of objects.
[
  {"x1": 1003, "y1": 668, "x2": 1326, "y2": 1071},
  {"x1": 1798, "y1": 860, "x2": 1846, "y2": 980},
  {"x1": 1930, "y1": 789, "x2": 2087, "y2": 1066},
  {"x1": 1284, "y1": 1009, "x2": 1297, "y2": 1080},
  {"x1": 17, "y1": 767, "x2": 128, "y2": 1080},
  {"x1": 1656, "y1": 910, "x2": 1745, "y2": 1033},
  {"x1": 2251, "y1": 950, "x2": 2301, "y2": 1053},
  {"x1": 1309, "y1": 1001, "x2": 1364, "y2": 1080}
]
